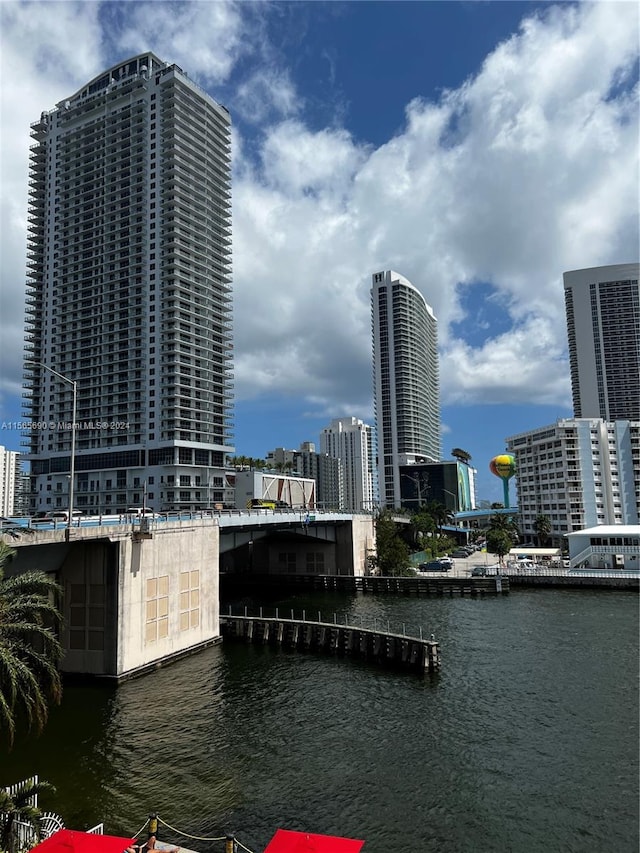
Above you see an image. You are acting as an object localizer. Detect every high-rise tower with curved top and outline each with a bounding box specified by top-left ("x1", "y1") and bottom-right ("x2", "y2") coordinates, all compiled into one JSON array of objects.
[{"x1": 372, "y1": 270, "x2": 441, "y2": 509}]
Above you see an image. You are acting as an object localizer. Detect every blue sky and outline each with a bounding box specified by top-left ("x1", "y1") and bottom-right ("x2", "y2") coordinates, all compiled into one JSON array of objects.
[{"x1": 0, "y1": 1, "x2": 638, "y2": 504}]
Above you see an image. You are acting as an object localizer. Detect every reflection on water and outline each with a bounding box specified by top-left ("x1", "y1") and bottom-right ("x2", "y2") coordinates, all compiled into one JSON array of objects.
[{"x1": 2, "y1": 590, "x2": 638, "y2": 853}]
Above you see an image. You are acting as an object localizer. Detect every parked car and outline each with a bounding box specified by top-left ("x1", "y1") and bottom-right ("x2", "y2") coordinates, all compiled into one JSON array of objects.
[
  {"x1": 418, "y1": 560, "x2": 451, "y2": 572},
  {"x1": 471, "y1": 566, "x2": 488, "y2": 577}
]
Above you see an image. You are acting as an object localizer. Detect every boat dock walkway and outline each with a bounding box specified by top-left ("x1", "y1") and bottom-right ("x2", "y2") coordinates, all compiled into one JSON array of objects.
[{"x1": 220, "y1": 609, "x2": 441, "y2": 674}]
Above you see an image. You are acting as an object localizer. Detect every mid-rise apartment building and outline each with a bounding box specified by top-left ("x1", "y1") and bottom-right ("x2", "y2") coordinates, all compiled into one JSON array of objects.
[
  {"x1": 563, "y1": 263, "x2": 639, "y2": 421},
  {"x1": 506, "y1": 418, "x2": 640, "y2": 544},
  {"x1": 23, "y1": 54, "x2": 234, "y2": 514},
  {"x1": 0, "y1": 446, "x2": 20, "y2": 516},
  {"x1": 320, "y1": 417, "x2": 374, "y2": 512},
  {"x1": 265, "y1": 444, "x2": 342, "y2": 510},
  {"x1": 372, "y1": 270, "x2": 440, "y2": 508}
]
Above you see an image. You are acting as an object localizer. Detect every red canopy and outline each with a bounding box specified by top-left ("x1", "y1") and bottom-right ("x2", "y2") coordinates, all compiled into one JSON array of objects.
[
  {"x1": 30, "y1": 829, "x2": 136, "y2": 853},
  {"x1": 263, "y1": 828, "x2": 365, "y2": 853}
]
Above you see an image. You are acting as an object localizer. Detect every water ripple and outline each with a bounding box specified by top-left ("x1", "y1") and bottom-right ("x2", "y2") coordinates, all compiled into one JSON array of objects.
[{"x1": 2, "y1": 590, "x2": 637, "y2": 853}]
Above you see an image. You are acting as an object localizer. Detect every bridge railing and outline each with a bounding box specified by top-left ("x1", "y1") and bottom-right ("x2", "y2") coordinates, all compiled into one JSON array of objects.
[
  {"x1": 499, "y1": 565, "x2": 639, "y2": 579},
  {"x1": 7, "y1": 507, "x2": 367, "y2": 532}
]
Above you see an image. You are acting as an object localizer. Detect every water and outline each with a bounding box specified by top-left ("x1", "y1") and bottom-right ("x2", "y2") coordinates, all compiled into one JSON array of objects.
[{"x1": 2, "y1": 589, "x2": 638, "y2": 853}]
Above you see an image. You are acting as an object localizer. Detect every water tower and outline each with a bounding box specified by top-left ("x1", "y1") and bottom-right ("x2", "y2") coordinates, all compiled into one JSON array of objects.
[{"x1": 489, "y1": 454, "x2": 516, "y2": 508}]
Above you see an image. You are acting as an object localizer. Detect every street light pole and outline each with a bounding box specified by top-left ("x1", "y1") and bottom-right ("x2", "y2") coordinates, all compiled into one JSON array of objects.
[
  {"x1": 442, "y1": 488, "x2": 458, "y2": 514},
  {"x1": 26, "y1": 361, "x2": 77, "y2": 541},
  {"x1": 400, "y1": 473, "x2": 421, "y2": 508}
]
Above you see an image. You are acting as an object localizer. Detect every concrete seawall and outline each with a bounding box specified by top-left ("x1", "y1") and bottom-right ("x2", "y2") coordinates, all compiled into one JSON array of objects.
[{"x1": 507, "y1": 574, "x2": 639, "y2": 590}]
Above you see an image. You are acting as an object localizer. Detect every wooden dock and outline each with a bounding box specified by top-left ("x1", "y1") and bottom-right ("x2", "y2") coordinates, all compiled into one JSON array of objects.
[{"x1": 220, "y1": 614, "x2": 441, "y2": 673}]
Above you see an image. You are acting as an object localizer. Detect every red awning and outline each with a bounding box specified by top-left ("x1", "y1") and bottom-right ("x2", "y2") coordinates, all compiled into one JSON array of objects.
[
  {"x1": 263, "y1": 828, "x2": 365, "y2": 853},
  {"x1": 30, "y1": 829, "x2": 136, "y2": 853}
]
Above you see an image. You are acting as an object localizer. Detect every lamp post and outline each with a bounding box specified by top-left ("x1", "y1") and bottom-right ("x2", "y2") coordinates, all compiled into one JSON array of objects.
[
  {"x1": 442, "y1": 488, "x2": 458, "y2": 514},
  {"x1": 26, "y1": 361, "x2": 77, "y2": 541},
  {"x1": 401, "y1": 472, "x2": 430, "y2": 509}
]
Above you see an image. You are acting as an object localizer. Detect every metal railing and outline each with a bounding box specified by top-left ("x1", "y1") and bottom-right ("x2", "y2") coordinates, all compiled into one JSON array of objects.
[
  {"x1": 224, "y1": 604, "x2": 431, "y2": 641},
  {"x1": 500, "y1": 565, "x2": 639, "y2": 579},
  {"x1": 1, "y1": 777, "x2": 65, "y2": 851}
]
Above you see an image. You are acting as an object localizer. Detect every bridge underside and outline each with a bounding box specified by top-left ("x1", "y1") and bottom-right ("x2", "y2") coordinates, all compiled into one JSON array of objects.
[{"x1": 220, "y1": 521, "x2": 354, "y2": 576}]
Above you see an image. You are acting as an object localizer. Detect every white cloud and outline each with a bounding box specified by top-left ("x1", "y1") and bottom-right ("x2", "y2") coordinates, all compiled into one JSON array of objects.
[
  {"x1": 234, "y1": 69, "x2": 300, "y2": 124},
  {"x1": 442, "y1": 318, "x2": 570, "y2": 406},
  {"x1": 0, "y1": 1, "x2": 106, "y2": 413},
  {"x1": 115, "y1": 1, "x2": 251, "y2": 84},
  {"x1": 232, "y1": 0, "x2": 638, "y2": 414}
]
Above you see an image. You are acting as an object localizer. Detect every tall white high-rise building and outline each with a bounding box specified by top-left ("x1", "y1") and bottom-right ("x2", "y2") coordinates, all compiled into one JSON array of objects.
[
  {"x1": 371, "y1": 270, "x2": 440, "y2": 508},
  {"x1": 0, "y1": 446, "x2": 20, "y2": 516},
  {"x1": 320, "y1": 417, "x2": 374, "y2": 512},
  {"x1": 563, "y1": 263, "x2": 639, "y2": 421},
  {"x1": 23, "y1": 54, "x2": 234, "y2": 515},
  {"x1": 506, "y1": 418, "x2": 640, "y2": 543}
]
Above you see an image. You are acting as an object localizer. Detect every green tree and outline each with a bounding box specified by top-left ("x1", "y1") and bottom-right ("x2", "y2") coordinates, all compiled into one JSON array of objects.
[
  {"x1": 486, "y1": 529, "x2": 513, "y2": 565},
  {"x1": 425, "y1": 500, "x2": 453, "y2": 537},
  {"x1": 0, "y1": 543, "x2": 63, "y2": 748},
  {"x1": 0, "y1": 777, "x2": 56, "y2": 853},
  {"x1": 373, "y1": 511, "x2": 411, "y2": 576},
  {"x1": 408, "y1": 507, "x2": 436, "y2": 552},
  {"x1": 488, "y1": 512, "x2": 520, "y2": 541},
  {"x1": 533, "y1": 514, "x2": 552, "y2": 547}
]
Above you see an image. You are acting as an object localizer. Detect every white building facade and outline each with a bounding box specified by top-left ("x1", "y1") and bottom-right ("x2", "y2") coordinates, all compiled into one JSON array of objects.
[
  {"x1": 0, "y1": 446, "x2": 20, "y2": 516},
  {"x1": 24, "y1": 54, "x2": 234, "y2": 515},
  {"x1": 566, "y1": 526, "x2": 640, "y2": 570},
  {"x1": 320, "y1": 417, "x2": 374, "y2": 512},
  {"x1": 506, "y1": 418, "x2": 640, "y2": 545},
  {"x1": 372, "y1": 270, "x2": 441, "y2": 508},
  {"x1": 563, "y1": 263, "x2": 639, "y2": 421}
]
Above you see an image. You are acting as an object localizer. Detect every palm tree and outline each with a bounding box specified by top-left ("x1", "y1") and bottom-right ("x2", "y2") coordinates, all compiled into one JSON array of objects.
[
  {"x1": 0, "y1": 543, "x2": 63, "y2": 748},
  {"x1": 426, "y1": 500, "x2": 453, "y2": 537},
  {"x1": 533, "y1": 514, "x2": 552, "y2": 547},
  {"x1": 0, "y1": 777, "x2": 57, "y2": 853},
  {"x1": 489, "y1": 511, "x2": 520, "y2": 540}
]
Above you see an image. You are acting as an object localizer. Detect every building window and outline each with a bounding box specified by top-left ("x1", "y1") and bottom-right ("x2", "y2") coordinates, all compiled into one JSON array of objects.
[
  {"x1": 306, "y1": 553, "x2": 325, "y2": 574},
  {"x1": 278, "y1": 552, "x2": 297, "y2": 572}
]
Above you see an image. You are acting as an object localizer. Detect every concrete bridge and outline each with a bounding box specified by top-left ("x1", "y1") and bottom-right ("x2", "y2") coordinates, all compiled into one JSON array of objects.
[{"x1": 1, "y1": 511, "x2": 375, "y2": 681}]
